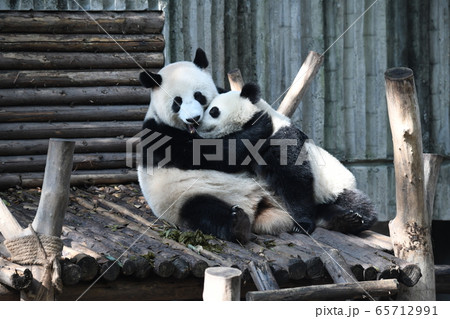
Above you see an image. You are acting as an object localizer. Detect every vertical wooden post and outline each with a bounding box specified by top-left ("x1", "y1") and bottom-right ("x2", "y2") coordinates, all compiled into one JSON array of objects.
[
  {"x1": 203, "y1": 267, "x2": 242, "y2": 301},
  {"x1": 385, "y1": 67, "x2": 435, "y2": 300},
  {"x1": 24, "y1": 139, "x2": 74, "y2": 300},
  {"x1": 32, "y1": 139, "x2": 75, "y2": 237}
]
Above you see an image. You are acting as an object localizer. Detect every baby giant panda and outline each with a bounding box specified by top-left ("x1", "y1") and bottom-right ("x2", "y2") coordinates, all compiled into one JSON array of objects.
[
  {"x1": 196, "y1": 83, "x2": 377, "y2": 234},
  {"x1": 137, "y1": 49, "x2": 295, "y2": 243}
]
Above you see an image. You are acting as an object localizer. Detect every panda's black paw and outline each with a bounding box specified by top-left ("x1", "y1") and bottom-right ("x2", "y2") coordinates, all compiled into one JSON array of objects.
[
  {"x1": 291, "y1": 218, "x2": 316, "y2": 235},
  {"x1": 231, "y1": 205, "x2": 251, "y2": 244},
  {"x1": 342, "y1": 210, "x2": 364, "y2": 226}
]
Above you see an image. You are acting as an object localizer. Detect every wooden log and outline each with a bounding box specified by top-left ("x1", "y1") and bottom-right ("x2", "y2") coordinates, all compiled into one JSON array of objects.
[
  {"x1": 311, "y1": 228, "x2": 421, "y2": 287},
  {"x1": 0, "y1": 34, "x2": 164, "y2": 53},
  {"x1": 244, "y1": 241, "x2": 303, "y2": 282},
  {"x1": 0, "y1": 258, "x2": 32, "y2": 290},
  {"x1": 0, "y1": 121, "x2": 141, "y2": 140},
  {"x1": 62, "y1": 248, "x2": 99, "y2": 282},
  {"x1": 133, "y1": 256, "x2": 153, "y2": 280},
  {"x1": 60, "y1": 260, "x2": 81, "y2": 286},
  {"x1": 277, "y1": 233, "x2": 326, "y2": 280},
  {"x1": 0, "y1": 87, "x2": 149, "y2": 106},
  {"x1": 350, "y1": 264, "x2": 364, "y2": 281},
  {"x1": 32, "y1": 139, "x2": 75, "y2": 237},
  {"x1": 0, "y1": 11, "x2": 164, "y2": 34},
  {"x1": 227, "y1": 68, "x2": 244, "y2": 91},
  {"x1": 0, "y1": 169, "x2": 138, "y2": 190},
  {"x1": 0, "y1": 52, "x2": 164, "y2": 70},
  {"x1": 248, "y1": 261, "x2": 279, "y2": 291},
  {"x1": 99, "y1": 260, "x2": 120, "y2": 282},
  {"x1": 321, "y1": 248, "x2": 358, "y2": 284},
  {"x1": 0, "y1": 137, "x2": 129, "y2": 156},
  {"x1": 203, "y1": 267, "x2": 242, "y2": 301},
  {"x1": 153, "y1": 257, "x2": 175, "y2": 278},
  {"x1": 385, "y1": 67, "x2": 435, "y2": 300},
  {"x1": 254, "y1": 236, "x2": 307, "y2": 280},
  {"x1": 352, "y1": 230, "x2": 393, "y2": 252},
  {"x1": 246, "y1": 279, "x2": 399, "y2": 301},
  {"x1": 423, "y1": 154, "x2": 443, "y2": 219},
  {"x1": 121, "y1": 258, "x2": 137, "y2": 277},
  {"x1": 0, "y1": 70, "x2": 157, "y2": 89},
  {"x1": 0, "y1": 105, "x2": 146, "y2": 123},
  {"x1": 277, "y1": 51, "x2": 324, "y2": 117},
  {"x1": 172, "y1": 257, "x2": 190, "y2": 279},
  {"x1": 0, "y1": 153, "x2": 129, "y2": 173}
]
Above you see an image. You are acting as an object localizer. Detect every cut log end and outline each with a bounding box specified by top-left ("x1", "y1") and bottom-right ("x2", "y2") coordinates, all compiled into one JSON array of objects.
[
  {"x1": 400, "y1": 264, "x2": 422, "y2": 287},
  {"x1": 384, "y1": 67, "x2": 413, "y2": 81},
  {"x1": 11, "y1": 269, "x2": 33, "y2": 290}
]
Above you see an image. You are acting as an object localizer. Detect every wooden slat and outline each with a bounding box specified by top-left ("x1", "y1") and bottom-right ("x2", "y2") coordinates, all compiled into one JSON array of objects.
[
  {"x1": 0, "y1": 138, "x2": 128, "y2": 156},
  {"x1": 0, "y1": 105, "x2": 146, "y2": 122},
  {"x1": 0, "y1": 70, "x2": 159, "y2": 88},
  {"x1": 0, "y1": 153, "x2": 129, "y2": 173},
  {"x1": 0, "y1": 11, "x2": 164, "y2": 34},
  {"x1": 0, "y1": 121, "x2": 141, "y2": 139},
  {"x1": 0, "y1": 52, "x2": 164, "y2": 70},
  {"x1": 0, "y1": 86, "x2": 149, "y2": 106},
  {"x1": 0, "y1": 34, "x2": 164, "y2": 52}
]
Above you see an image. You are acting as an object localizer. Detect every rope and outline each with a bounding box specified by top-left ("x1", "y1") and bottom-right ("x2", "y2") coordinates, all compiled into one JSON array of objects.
[{"x1": 4, "y1": 234, "x2": 62, "y2": 265}]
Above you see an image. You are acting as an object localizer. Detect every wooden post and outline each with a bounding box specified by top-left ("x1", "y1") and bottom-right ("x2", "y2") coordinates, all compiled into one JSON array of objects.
[
  {"x1": 423, "y1": 154, "x2": 443, "y2": 220},
  {"x1": 32, "y1": 139, "x2": 75, "y2": 237},
  {"x1": 203, "y1": 267, "x2": 242, "y2": 301},
  {"x1": 277, "y1": 51, "x2": 324, "y2": 117},
  {"x1": 385, "y1": 67, "x2": 435, "y2": 300}
]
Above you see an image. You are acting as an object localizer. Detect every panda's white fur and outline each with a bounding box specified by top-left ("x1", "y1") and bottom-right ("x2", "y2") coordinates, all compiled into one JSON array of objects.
[
  {"x1": 197, "y1": 85, "x2": 377, "y2": 234},
  {"x1": 138, "y1": 50, "x2": 295, "y2": 242},
  {"x1": 198, "y1": 90, "x2": 356, "y2": 206}
]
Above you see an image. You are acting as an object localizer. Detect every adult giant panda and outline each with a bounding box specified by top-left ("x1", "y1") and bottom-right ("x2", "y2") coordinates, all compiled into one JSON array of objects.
[
  {"x1": 137, "y1": 49, "x2": 295, "y2": 243},
  {"x1": 196, "y1": 83, "x2": 377, "y2": 234}
]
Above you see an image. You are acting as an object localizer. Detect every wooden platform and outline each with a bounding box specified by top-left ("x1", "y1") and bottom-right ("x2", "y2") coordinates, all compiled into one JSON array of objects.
[{"x1": 0, "y1": 183, "x2": 424, "y2": 301}]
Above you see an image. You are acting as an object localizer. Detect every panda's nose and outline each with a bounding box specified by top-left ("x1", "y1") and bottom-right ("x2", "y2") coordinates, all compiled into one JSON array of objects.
[{"x1": 186, "y1": 116, "x2": 201, "y2": 124}]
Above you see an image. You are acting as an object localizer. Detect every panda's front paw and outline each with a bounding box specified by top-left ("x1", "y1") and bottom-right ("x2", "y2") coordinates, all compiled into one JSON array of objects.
[
  {"x1": 343, "y1": 210, "x2": 364, "y2": 225},
  {"x1": 291, "y1": 218, "x2": 316, "y2": 235},
  {"x1": 231, "y1": 205, "x2": 251, "y2": 244}
]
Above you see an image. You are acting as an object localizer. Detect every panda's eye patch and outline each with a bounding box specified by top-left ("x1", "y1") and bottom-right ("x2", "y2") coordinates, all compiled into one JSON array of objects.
[
  {"x1": 194, "y1": 91, "x2": 207, "y2": 105},
  {"x1": 172, "y1": 96, "x2": 182, "y2": 113},
  {"x1": 209, "y1": 106, "x2": 220, "y2": 118}
]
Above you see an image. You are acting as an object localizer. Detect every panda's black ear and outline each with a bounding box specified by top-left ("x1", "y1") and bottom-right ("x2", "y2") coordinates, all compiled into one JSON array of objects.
[
  {"x1": 139, "y1": 71, "x2": 162, "y2": 88},
  {"x1": 240, "y1": 83, "x2": 261, "y2": 104},
  {"x1": 193, "y1": 48, "x2": 209, "y2": 69}
]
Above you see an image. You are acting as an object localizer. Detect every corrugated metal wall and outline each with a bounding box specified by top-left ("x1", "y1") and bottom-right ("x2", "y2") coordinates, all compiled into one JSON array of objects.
[{"x1": 1, "y1": 0, "x2": 449, "y2": 221}]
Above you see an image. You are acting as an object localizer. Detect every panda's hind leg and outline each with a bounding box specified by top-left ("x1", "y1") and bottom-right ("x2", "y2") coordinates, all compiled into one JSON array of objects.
[
  {"x1": 179, "y1": 194, "x2": 251, "y2": 243},
  {"x1": 315, "y1": 189, "x2": 377, "y2": 234}
]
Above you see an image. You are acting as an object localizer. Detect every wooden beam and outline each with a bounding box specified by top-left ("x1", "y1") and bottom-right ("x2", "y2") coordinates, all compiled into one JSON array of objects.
[
  {"x1": 0, "y1": 259, "x2": 32, "y2": 291},
  {"x1": 385, "y1": 67, "x2": 435, "y2": 300},
  {"x1": 0, "y1": 34, "x2": 164, "y2": 53},
  {"x1": 246, "y1": 279, "x2": 399, "y2": 301},
  {"x1": 277, "y1": 51, "x2": 324, "y2": 117},
  {"x1": 0, "y1": 11, "x2": 164, "y2": 34},
  {"x1": 0, "y1": 199, "x2": 24, "y2": 239},
  {"x1": 0, "y1": 52, "x2": 164, "y2": 70}
]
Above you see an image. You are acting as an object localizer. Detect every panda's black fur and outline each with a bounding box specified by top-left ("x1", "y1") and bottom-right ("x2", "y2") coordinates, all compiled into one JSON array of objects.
[{"x1": 196, "y1": 83, "x2": 378, "y2": 235}]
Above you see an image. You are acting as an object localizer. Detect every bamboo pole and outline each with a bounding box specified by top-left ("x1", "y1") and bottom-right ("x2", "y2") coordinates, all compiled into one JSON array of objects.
[{"x1": 385, "y1": 67, "x2": 435, "y2": 300}]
